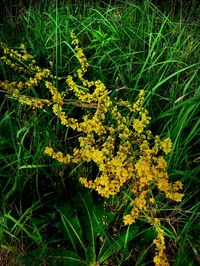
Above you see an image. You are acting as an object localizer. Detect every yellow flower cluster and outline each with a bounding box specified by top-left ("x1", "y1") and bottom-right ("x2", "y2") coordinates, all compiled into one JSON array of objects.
[
  {"x1": 70, "y1": 32, "x2": 91, "y2": 87},
  {"x1": 18, "y1": 95, "x2": 50, "y2": 109},
  {"x1": 0, "y1": 41, "x2": 36, "y2": 73},
  {"x1": 0, "y1": 42, "x2": 55, "y2": 109},
  {"x1": 0, "y1": 80, "x2": 51, "y2": 109},
  {"x1": 145, "y1": 216, "x2": 170, "y2": 266},
  {"x1": 1, "y1": 33, "x2": 184, "y2": 266}
]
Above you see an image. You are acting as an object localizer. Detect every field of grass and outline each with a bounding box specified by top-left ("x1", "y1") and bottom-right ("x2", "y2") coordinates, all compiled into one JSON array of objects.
[{"x1": 0, "y1": 1, "x2": 199, "y2": 265}]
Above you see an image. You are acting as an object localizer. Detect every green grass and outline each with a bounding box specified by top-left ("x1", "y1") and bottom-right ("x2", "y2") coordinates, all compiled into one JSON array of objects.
[{"x1": 0, "y1": 0, "x2": 200, "y2": 265}]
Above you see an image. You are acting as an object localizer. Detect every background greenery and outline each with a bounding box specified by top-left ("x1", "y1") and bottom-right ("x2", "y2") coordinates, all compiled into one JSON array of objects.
[{"x1": 0, "y1": 0, "x2": 199, "y2": 265}]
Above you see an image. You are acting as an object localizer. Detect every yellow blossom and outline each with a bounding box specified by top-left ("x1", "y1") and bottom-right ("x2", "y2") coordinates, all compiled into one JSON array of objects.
[
  {"x1": 161, "y1": 138, "x2": 172, "y2": 154},
  {"x1": 1, "y1": 34, "x2": 184, "y2": 266}
]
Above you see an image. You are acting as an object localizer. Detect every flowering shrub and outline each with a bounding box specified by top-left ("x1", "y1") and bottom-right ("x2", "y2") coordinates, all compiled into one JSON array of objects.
[{"x1": 0, "y1": 33, "x2": 184, "y2": 265}]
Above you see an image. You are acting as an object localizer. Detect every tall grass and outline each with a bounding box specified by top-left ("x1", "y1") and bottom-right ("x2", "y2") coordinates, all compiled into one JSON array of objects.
[{"x1": 0, "y1": 0, "x2": 199, "y2": 265}]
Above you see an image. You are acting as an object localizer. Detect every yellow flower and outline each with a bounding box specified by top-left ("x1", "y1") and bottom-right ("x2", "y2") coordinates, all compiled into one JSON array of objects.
[
  {"x1": 161, "y1": 138, "x2": 172, "y2": 154},
  {"x1": 20, "y1": 44, "x2": 25, "y2": 49},
  {"x1": 123, "y1": 214, "x2": 135, "y2": 225},
  {"x1": 1, "y1": 35, "x2": 184, "y2": 266},
  {"x1": 44, "y1": 147, "x2": 54, "y2": 156}
]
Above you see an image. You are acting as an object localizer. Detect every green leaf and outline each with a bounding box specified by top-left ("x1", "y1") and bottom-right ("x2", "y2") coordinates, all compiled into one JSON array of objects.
[
  {"x1": 45, "y1": 248, "x2": 86, "y2": 266},
  {"x1": 56, "y1": 203, "x2": 85, "y2": 252},
  {"x1": 92, "y1": 30, "x2": 107, "y2": 42},
  {"x1": 86, "y1": 245, "x2": 96, "y2": 264},
  {"x1": 98, "y1": 225, "x2": 139, "y2": 263}
]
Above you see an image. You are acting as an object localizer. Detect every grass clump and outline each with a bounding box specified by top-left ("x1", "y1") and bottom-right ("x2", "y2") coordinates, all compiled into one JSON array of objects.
[{"x1": 0, "y1": 1, "x2": 199, "y2": 265}]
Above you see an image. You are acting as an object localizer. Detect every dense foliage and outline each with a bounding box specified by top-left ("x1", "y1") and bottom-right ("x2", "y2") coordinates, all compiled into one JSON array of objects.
[{"x1": 0, "y1": 1, "x2": 199, "y2": 265}]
